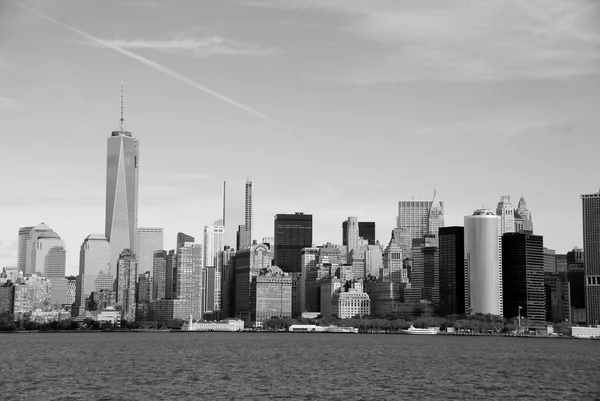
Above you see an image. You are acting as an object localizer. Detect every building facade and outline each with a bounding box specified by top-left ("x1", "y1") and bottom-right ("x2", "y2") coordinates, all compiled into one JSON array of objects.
[
  {"x1": 274, "y1": 213, "x2": 313, "y2": 274},
  {"x1": 582, "y1": 190, "x2": 600, "y2": 325},
  {"x1": 250, "y1": 266, "x2": 292, "y2": 325},
  {"x1": 496, "y1": 195, "x2": 515, "y2": 235},
  {"x1": 116, "y1": 249, "x2": 137, "y2": 321},
  {"x1": 176, "y1": 243, "x2": 204, "y2": 320},
  {"x1": 438, "y1": 227, "x2": 465, "y2": 316},
  {"x1": 464, "y1": 209, "x2": 503, "y2": 316},
  {"x1": 397, "y1": 195, "x2": 444, "y2": 242},
  {"x1": 17, "y1": 226, "x2": 33, "y2": 274},
  {"x1": 74, "y1": 234, "x2": 112, "y2": 317},
  {"x1": 135, "y1": 228, "x2": 163, "y2": 278}
]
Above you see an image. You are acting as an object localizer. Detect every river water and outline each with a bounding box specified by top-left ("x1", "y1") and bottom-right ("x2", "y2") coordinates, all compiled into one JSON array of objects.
[{"x1": 0, "y1": 332, "x2": 598, "y2": 400}]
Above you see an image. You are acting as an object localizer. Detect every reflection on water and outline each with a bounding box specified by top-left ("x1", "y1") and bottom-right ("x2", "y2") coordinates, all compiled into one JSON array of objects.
[{"x1": 0, "y1": 332, "x2": 598, "y2": 400}]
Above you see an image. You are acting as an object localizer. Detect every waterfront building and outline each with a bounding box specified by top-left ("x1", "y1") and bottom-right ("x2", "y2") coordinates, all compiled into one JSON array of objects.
[
  {"x1": 13, "y1": 274, "x2": 52, "y2": 319},
  {"x1": 176, "y1": 242, "x2": 204, "y2": 320},
  {"x1": 502, "y1": 233, "x2": 545, "y2": 322},
  {"x1": 544, "y1": 272, "x2": 571, "y2": 322},
  {"x1": 496, "y1": 196, "x2": 515, "y2": 235},
  {"x1": 105, "y1": 100, "x2": 139, "y2": 272},
  {"x1": 331, "y1": 287, "x2": 370, "y2": 319},
  {"x1": 381, "y1": 231, "x2": 405, "y2": 283},
  {"x1": 219, "y1": 246, "x2": 236, "y2": 318},
  {"x1": 74, "y1": 234, "x2": 111, "y2": 317},
  {"x1": 204, "y1": 267, "x2": 217, "y2": 319},
  {"x1": 397, "y1": 194, "x2": 444, "y2": 242},
  {"x1": 299, "y1": 247, "x2": 319, "y2": 315},
  {"x1": 116, "y1": 249, "x2": 137, "y2": 321},
  {"x1": 136, "y1": 271, "x2": 152, "y2": 321},
  {"x1": 274, "y1": 213, "x2": 313, "y2": 274},
  {"x1": 234, "y1": 243, "x2": 272, "y2": 321},
  {"x1": 438, "y1": 227, "x2": 465, "y2": 316},
  {"x1": 320, "y1": 277, "x2": 344, "y2": 317},
  {"x1": 182, "y1": 317, "x2": 244, "y2": 332},
  {"x1": 581, "y1": 189, "x2": 600, "y2": 325},
  {"x1": 566, "y1": 247, "x2": 586, "y2": 323},
  {"x1": 250, "y1": 265, "x2": 292, "y2": 325},
  {"x1": 304, "y1": 266, "x2": 322, "y2": 313},
  {"x1": 464, "y1": 209, "x2": 503, "y2": 316},
  {"x1": 17, "y1": 226, "x2": 33, "y2": 273},
  {"x1": 0, "y1": 282, "x2": 15, "y2": 320},
  {"x1": 406, "y1": 236, "x2": 438, "y2": 303},
  {"x1": 364, "y1": 281, "x2": 405, "y2": 316},
  {"x1": 149, "y1": 299, "x2": 190, "y2": 322},
  {"x1": 543, "y1": 248, "x2": 556, "y2": 274},
  {"x1": 514, "y1": 196, "x2": 533, "y2": 233},
  {"x1": 96, "y1": 306, "x2": 121, "y2": 325},
  {"x1": 165, "y1": 250, "x2": 177, "y2": 299},
  {"x1": 135, "y1": 228, "x2": 163, "y2": 278},
  {"x1": 152, "y1": 250, "x2": 168, "y2": 300}
]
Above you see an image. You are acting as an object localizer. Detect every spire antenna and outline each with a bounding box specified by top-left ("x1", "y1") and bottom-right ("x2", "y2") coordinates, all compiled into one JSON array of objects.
[{"x1": 120, "y1": 80, "x2": 124, "y2": 131}]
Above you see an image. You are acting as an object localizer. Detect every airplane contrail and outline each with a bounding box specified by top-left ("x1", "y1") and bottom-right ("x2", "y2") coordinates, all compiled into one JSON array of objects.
[{"x1": 17, "y1": 3, "x2": 284, "y2": 126}]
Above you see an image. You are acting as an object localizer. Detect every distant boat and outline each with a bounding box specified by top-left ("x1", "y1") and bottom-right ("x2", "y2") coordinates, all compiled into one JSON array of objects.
[{"x1": 400, "y1": 325, "x2": 439, "y2": 335}]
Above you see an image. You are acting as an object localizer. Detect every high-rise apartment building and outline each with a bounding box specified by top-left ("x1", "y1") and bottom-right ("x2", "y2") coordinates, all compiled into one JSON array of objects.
[
  {"x1": 438, "y1": 226, "x2": 465, "y2": 317},
  {"x1": 244, "y1": 179, "x2": 252, "y2": 247},
  {"x1": 105, "y1": 96, "x2": 139, "y2": 273},
  {"x1": 502, "y1": 233, "x2": 545, "y2": 322},
  {"x1": 17, "y1": 226, "x2": 33, "y2": 273},
  {"x1": 204, "y1": 224, "x2": 224, "y2": 269},
  {"x1": 274, "y1": 213, "x2": 313, "y2": 274},
  {"x1": 582, "y1": 189, "x2": 600, "y2": 325},
  {"x1": 397, "y1": 194, "x2": 444, "y2": 242},
  {"x1": 116, "y1": 249, "x2": 137, "y2": 321},
  {"x1": 135, "y1": 228, "x2": 163, "y2": 278},
  {"x1": 74, "y1": 234, "x2": 112, "y2": 316},
  {"x1": 464, "y1": 209, "x2": 502, "y2": 316},
  {"x1": 496, "y1": 196, "x2": 515, "y2": 235},
  {"x1": 176, "y1": 243, "x2": 204, "y2": 320},
  {"x1": 152, "y1": 250, "x2": 168, "y2": 300}
]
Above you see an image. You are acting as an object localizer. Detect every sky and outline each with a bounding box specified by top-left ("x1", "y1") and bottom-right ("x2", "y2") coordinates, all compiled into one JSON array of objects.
[{"x1": 1, "y1": 0, "x2": 599, "y2": 275}]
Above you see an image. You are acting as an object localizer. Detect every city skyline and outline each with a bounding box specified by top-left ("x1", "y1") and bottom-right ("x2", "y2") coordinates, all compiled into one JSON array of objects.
[{"x1": 1, "y1": 0, "x2": 600, "y2": 273}]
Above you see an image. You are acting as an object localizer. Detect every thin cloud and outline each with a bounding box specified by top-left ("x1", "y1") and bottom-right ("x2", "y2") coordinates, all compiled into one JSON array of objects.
[
  {"x1": 0, "y1": 96, "x2": 14, "y2": 108},
  {"x1": 126, "y1": 0, "x2": 167, "y2": 8},
  {"x1": 17, "y1": 3, "x2": 286, "y2": 126},
  {"x1": 250, "y1": 0, "x2": 600, "y2": 82},
  {"x1": 87, "y1": 35, "x2": 278, "y2": 57}
]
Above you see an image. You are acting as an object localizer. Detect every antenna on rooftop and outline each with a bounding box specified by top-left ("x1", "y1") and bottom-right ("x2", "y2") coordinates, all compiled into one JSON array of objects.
[{"x1": 120, "y1": 80, "x2": 124, "y2": 131}]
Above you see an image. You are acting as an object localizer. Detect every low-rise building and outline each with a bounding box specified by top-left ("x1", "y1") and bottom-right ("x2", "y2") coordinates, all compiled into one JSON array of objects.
[
  {"x1": 571, "y1": 326, "x2": 600, "y2": 339},
  {"x1": 149, "y1": 299, "x2": 191, "y2": 322},
  {"x1": 182, "y1": 317, "x2": 244, "y2": 332},
  {"x1": 332, "y1": 288, "x2": 370, "y2": 319}
]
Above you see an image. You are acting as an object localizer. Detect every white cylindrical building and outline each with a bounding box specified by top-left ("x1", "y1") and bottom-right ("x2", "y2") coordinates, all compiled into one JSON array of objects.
[{"x1": 464, "y1": 209, "x2": 502, "y2": 316}]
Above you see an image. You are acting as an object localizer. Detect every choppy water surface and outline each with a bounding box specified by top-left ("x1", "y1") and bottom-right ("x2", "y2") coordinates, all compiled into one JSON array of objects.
[{"x1": 0, "y1": 332, "x2": 598, "y2": 400}]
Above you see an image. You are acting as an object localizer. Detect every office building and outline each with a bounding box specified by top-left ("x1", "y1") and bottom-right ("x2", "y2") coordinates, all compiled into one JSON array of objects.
[
  {"x1": 406, "y1": 236, "x2": 438, "y2": 303},
  {"x1": 176, "y1": 243, "x2": 204, "y2": 320},
  {"x1": 299, "y1": 247, "x2": 319, "y2": 315},
  {"x1": 496, "y1": 195, "x2": 515, "y2": 235},
  {"x1": 74, "y1": 234, "x2": 112, "y2": 317},
  {"x1": 438, "y1": 227, "x2": 465, "y2": 316},
  {"x1": 176, "y1": 233, "x2": 194, "y2": 250},
  {"x1": 364, "y1": 281, "x2": 405, "y2": 316},
  {"x1": 105, "y1": 96, "x2": 139, "y2": 272},
  {"x1": 543, "y1": 248, "x2": 556, "y2": 274},
  {"x1": 250, "y1": 265, "x2": 292, "y2": 324},
  {"x1": 135, "y1": 228, "x2": 163, "y2": 278},
  {"x1": 152, "y1": 250, "x2": 168, "y2": 300},
  {"x1": 396, "y1": 193, "x2": 444, "y2": 242},
  {"x1": 331, "y1": 285, "x2": 370, "y2": 319},
  {"x1": 219, "y1": 247, "x2": 236, "y2": 318},
  {"x1": 204, "y1": 224, "x2": 224, "y2": 269},
  {"x1": 382, "y1": 231, "x2": 405, "y2": 283},
  {"x1": 582, "y1": 189, "x2": 600, "y2": 325},
  {"x1": 234, "y1": 243, "x2": 273, "y2": 321},
  {"x1": 464, "y1": 209, "x2": 502, "y2": 316},
  {"x1": 545, "y1": 272, "x2": 571, "y2": 322},
  {"x1": 365, "y1": 244, "x2": 383, "y2": 278},
  {"x1": 24, "y1": 223, "x2": 55, "y2": 275},
  {"x1": 149, "y1": 299, "x2": 190, "y2": 322},
  {"x1": 136, "y1": 271, "x2": 152, "y2": 321},
  {"x1": 514, "y1": 196, "x2": 533, "y2": 233},
  {"x1": 343, "y1": 220, "x2": 377, "y2": 246},
  {"x1": 502, "y1": 233, "x2": 545, "y2": 322},
  {"x1": 343, "y1": 217, "x2": 359, "y2": 261},
  {"x1": 17, "y1": 226, "x2": 33, "y2": 273},
  {"x1": 274, "y1": 213, "x2": 313, "y2": 274},
  {"x1": 0, "y1": 282, "x2": 15, "y2": 320},
  {"x1": 116, "y1": 249, "x2": 137, "y2": 321}
]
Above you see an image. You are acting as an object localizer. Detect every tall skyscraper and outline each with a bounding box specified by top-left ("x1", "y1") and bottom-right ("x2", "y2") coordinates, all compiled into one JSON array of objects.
[
  {"x1": 406, "y1": 236, "x2": 438, "y2": 303},
  {"x1": 344, "y1": 217, "x2": 359, "y2": 262},
  {"x1": 241, "y1": 179, "x2": 252, "y2": 249},
  {"x1": 17, "y1": 226, "x2": 33, "y2": 273},
  {"x1": 204, "y1": 224, "x2": 225, "y2": 269},
  {"x1": 135, "y1": 228, "x2": 163, "y2": 278},
  {"x1": 543, "y1": 247, "x2": 557, "y2": 274},
  {"x1": 300, "y1": 247, "x2": 319, "y2": 314},
  {"x1": 274, "y1": 213, "x2": 313, "y2": 274},
  {"x1": 105, "y1": 84, "x2": 139, "y2": 273},
  {"x1": 234, "y1": 243, "x2": 273, "y2": 322},
  {"x1": 397, "y1": 194, "x2": 444, "y2": 241},
  {"x1": 152, "y1": 250, "x2": 168, "y2": 300},
  {"x1": 176, "y1": 242, "x2": 204, "y2": 320},
  {"x1": 464, "y1": 209, "x2": 502, "y2": 316},
  {"x1": 514, "y1": 196, "x2": 533, "y2": 233},
  {"x1": 502, "y1": 233, "x2": 545, "y2": 322},
  {"x1": 342, "y1": 219, "x2": 376, "y2": 247},
  {"x1": 382, "y1": 231, "x2": 405, "y2": 283},
  {"x1": 496, "y1": 196, "x2": 515, "y2": 235},
  {"x1": 438, "y1": 226, "x2": 465, "y2": 317},
  {"x1": 176, "y1": 233, "x2": 194, "y2": 250},
  {"x1": 582, "y1": 189, "x2": 600, "y2": 325},
  {"x1": 24, "y1": 223, "x2": 54, "y2": 275},
  {"x1": 116, "y1": 249, "x2": 137, "y2": 321},
  {"x1": 27, "y1": 223, "x2": 67, "y2": 305},
  {"x1": 74, "y1": 234, "x2": 111, "y2": 316}
]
